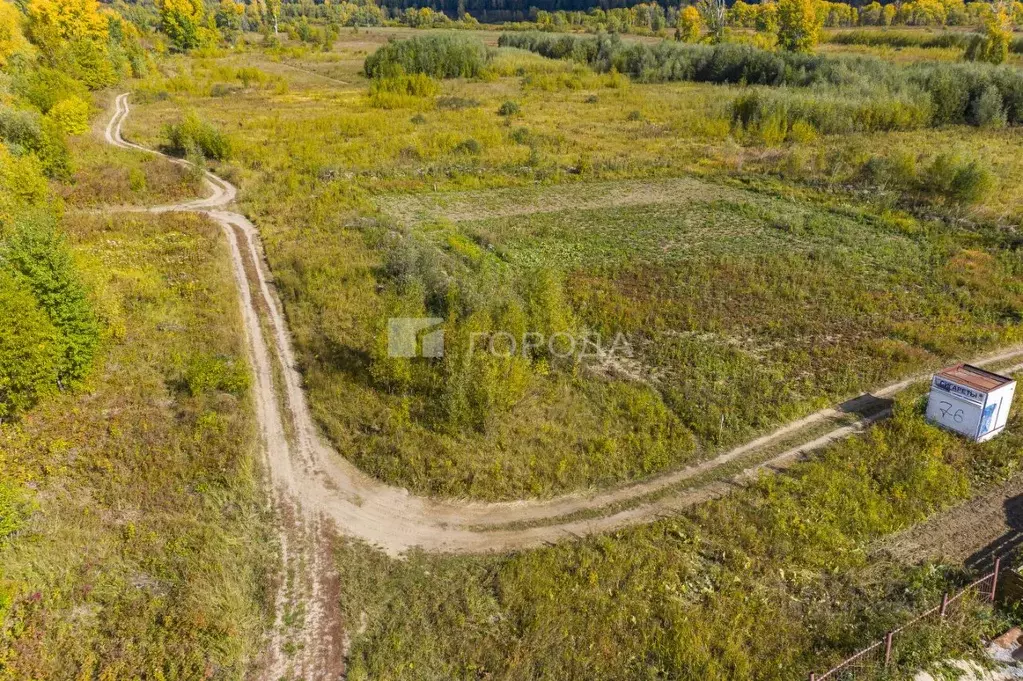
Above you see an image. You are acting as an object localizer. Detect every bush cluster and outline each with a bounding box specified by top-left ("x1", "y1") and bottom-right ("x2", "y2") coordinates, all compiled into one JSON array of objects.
[
  {"x1": 364, "y1": 34, "x2": 491, "y2": 79},
  {"x1": 502, "y1": 31, "x2": 1023, "y2": 130},
  {"x1": 164, "y1": 111, "x2": 232, "y2": 161}
]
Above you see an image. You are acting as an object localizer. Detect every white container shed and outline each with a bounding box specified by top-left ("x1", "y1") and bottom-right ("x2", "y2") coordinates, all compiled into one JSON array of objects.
[{"x1": 925, "y1": 363, "x2": 1016, "y2": 442}]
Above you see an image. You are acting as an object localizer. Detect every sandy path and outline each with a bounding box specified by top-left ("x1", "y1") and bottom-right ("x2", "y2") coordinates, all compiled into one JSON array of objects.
[{"x1": 104, "y1": 91, "x2": 1023, "y2": 554}]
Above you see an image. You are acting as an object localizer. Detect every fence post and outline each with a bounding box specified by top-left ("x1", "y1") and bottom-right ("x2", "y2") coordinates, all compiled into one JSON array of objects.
[
  {"x1": 991, "y1": 557, "x2": 1001, "y2": 602},
  {"x1": 940, "y1": 592, "x2": 949, "y2": 618},
  {"x1": 884, "y1": 631, "x2": 894, "y2": 667}
]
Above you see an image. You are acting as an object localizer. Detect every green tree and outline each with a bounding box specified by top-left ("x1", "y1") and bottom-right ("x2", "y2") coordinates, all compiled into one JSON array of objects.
[
  {"x1": 2, "y1": 214, "x2": 99, "y2": 386},
  {"x1": 214, "y1": 0, "x2": 244, "y2": 41},
  {"x1": 156, "y1": 0, "x2": 219, "y2": 51},
  {"x1": 777, "y1": 0, "x2": 822, "y2": 52},
  {"x1": 0, "y1": 267, "x2": 58, "y2": 420},
  {"x1": 697, "y1": 0, "x2": 726, "y2": 42},
  {"x1": 266, "y1": 0, "x2": 280, "y2": 34}
]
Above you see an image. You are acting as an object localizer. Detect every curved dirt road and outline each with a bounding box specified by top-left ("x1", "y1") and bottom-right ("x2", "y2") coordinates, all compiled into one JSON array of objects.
[{"x1": 105, "y1": 92, "x2": 1023, "y2": 554}]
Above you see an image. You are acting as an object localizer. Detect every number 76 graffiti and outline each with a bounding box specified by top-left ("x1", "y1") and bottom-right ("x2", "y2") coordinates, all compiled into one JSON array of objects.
[{"x1": 938, "y1": 401, "x2": 966, "y2": 423}]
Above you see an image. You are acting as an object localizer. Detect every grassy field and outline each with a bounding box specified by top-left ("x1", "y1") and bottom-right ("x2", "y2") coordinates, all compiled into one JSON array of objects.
[
  {"x1": 0, "y1": 208, "x2": 275, "y2": 678},
  {"x1": 334, "y1": 393, "x2": 1023, "y2": 680},
  {"x1": 80, "y1": 22, "x2": 1023, "y2": 679},
  {"x1": 119, "y1": 30, "x2": 1023, "y2": 501}
]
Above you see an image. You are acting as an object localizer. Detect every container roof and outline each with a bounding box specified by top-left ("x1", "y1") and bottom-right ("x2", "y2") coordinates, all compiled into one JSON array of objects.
[{"x1": 935, "y1": 363, "x2": 1014, "y2": 393}]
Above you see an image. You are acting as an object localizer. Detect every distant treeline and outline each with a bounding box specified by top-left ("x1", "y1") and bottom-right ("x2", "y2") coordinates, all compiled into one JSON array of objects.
[
  {"x1": 345, "y1": 0, "x2": 1021, "y2": 25},
  {"x1": 377, "y1": 0, "x2": 663, "y2": 23}
]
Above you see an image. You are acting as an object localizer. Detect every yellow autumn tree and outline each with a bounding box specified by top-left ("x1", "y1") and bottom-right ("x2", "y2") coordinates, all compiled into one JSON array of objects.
[
  {"x1": 24, "y1": 0, "x2": 116, "y2": 87},
  {"x1": 965, "y1": 2, "x2": 1012, "y2": 63},
  {"x1": 0, "y1": 0, "x2": 31, "y2": 68},
  {"x1": 156, "y1": 0, "x2": 219, "y2": 51},
  {"x1": 777, "y1": 0, "x2": 822, "y2": 52},
  {"x1": 24, "y1": 0, "x2": 107, "y2": 52},
  {"x1": 675, "y1": 5, "x2": 703, "y2": 41}
]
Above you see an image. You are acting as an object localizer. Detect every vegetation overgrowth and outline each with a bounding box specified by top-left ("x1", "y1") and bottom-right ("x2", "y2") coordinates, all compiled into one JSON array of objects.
[
  {"x1": 364, "y1": 33, "x2": 491, "y2": 78},
  {"x1": 0, "y1": 0, "x2": 148, "y2": 420},
  {"x1": 1, "y1": 1, "x2": 274, "y2": 676},
  {"x1": 500, "y1": 31, "x2": 1023, "y2": 130},
  {"x1": 336, "y1": 395, "x2": 1023, "y2": 680},
  {"x1": 4, "y1": 1, "x2": 1023, "y2": 677}
]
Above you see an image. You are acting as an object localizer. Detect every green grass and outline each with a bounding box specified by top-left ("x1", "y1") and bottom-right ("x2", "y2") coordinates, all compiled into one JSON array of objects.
[
  {"x1": 0, "y1": 211, "x2": 274, "y2": 678},
  {"x1": 9, "y1": 23, "x2": 1023, "y2": 681},
  {"x1": 335, "y1": 395, "x2": 1023, "y2": 681}
]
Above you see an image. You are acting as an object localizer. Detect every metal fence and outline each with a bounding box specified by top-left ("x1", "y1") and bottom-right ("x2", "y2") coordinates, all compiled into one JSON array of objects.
[{"x1": 809, "y1": 558, "x2": 1003, "y2": 681}]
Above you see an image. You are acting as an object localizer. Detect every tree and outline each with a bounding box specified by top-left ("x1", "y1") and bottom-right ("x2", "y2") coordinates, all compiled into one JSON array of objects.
[
  {"x1": 675, "y1": 5, "x2": 703, "y2": 42},
  {"x1": 24, "y1": 0, "x2": 107, "y2": 52},
  {"x1": 754, "y1": 1, "x2": 779, "y2": 32},
  {"x1": 777, "y1": 0, "x2": 822, "y2": 52},
  {"x1": 0, "y1": 267, "x2": 58, "y2": 420},
  {"x1": 2, "y1": 214, "x2": 99, "y2": 387},
  {"x1": 156, "y1": 0, "x2": 218, "y2": 51},
  {"x1": 982, "y1": 3, "x2": 1012, "y2": 64},
  {"x1": 23, "y1": 0, "x2": 116, "y2": 85},
  {"x1": 215, "y1": 0, "x2": 244, "y2": 36},
  {"x1": 0, "y1": 0, "x2": 31, "y2": 68},
  {"x1": 266, "y1": 0, "x2": 280, "y2": 34},
  {"x1": 697, "y1": 0, "x2": 726, "y2": 42}
]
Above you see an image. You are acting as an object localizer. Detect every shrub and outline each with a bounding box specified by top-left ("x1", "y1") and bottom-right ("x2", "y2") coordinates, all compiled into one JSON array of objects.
[
  {"x1": 0, "y1": 106, "x2": 43, "y2": 153},
  {"x1": 164, "y1": 111, "x2": 232, "y2": 161},
  {"x1": 497, "y1": 100, "x2": 520, "y2": 116},
  {"x1": 827, "y1": 30, "x2": 968, "y2": 49},
  {"x1": 1, "y1": 214, "x2": 100, "y2": 386},
  {"x1": 947, "y1": 161, "x2": 995, "y2": 204},
  {"x1": 502, "y1": 32, "x2": 1023, "y2": 130},
  {"x1": 0, "y1": 267, "x2": 58, "y2": 419},
  {"x1": 922, "y1": 153, "x2": 994, "y2": 205},
  {"x1": 364, "y1": 35, "x2": 491, "y2": 79},
  {"x1": 453, "y1": 138, "x2": 481, "y2": 155},
  {"x1": 13, "y1": 67, "x2": 89, "y2": 114},
  {"x1": 0, "y1": 480, "x2": 32, "y2": 543},
  {"x1": 970, "y1": 84, "x2": 1006, "y2": 127}
]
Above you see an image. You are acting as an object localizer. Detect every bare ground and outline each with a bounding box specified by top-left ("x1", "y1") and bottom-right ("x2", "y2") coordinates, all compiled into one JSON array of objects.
[{"x1": 879, "y1": 474, "x2": 1023, "y2": 571}]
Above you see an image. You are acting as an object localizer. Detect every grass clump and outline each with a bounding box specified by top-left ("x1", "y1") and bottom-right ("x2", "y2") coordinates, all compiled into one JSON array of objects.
[
  {"x1": 364, "y1": 34, "x2": 491, "y2": 79},
  {"x1": 368, "y1": 71, "x2": 441, "y2": 108}
]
